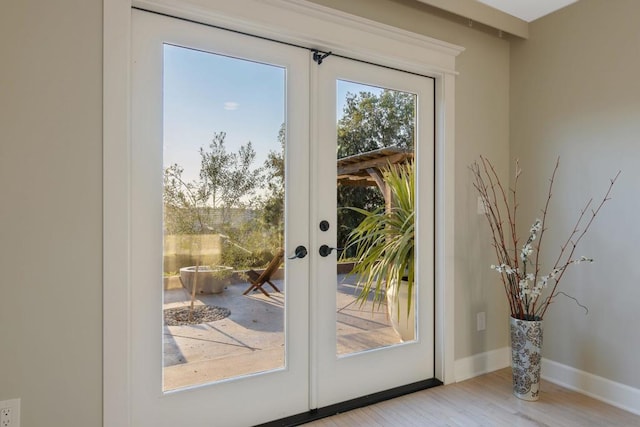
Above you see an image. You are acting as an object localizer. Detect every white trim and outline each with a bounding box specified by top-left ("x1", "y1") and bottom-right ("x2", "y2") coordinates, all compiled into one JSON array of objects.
[
  {"x1": 132, "y1": 0, "x2": 463, "y2": 76},
  {"x1": 103, "y1": 0, "x2": 132, "y2": 426},
  {"x1": 435, "y1": 73, "x2": 457, "y2": 385},
  {"x1": 104, "y1": 1, "x2": 462, "y2": 424},
  {"x1": 454, "y1": 347, "x2": 511, "y2": 382},
  {"x1": 542, "y1": 359, "x2": 640, "y2": 416},
  {"x1": 271, "y1": 0, "x2": 463, "y2": 58}
]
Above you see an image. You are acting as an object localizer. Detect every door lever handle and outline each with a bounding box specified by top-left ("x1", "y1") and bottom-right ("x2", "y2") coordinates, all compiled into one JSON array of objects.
[
  {"x1": 288, "y1": 245, "x2": 308, "y2": 259},
  {"x1": 319, "y1": 244, "x2": 344, "y2": 257}
]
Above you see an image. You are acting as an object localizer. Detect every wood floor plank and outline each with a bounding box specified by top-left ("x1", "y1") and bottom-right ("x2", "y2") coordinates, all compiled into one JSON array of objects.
[{"x1": 303, "y1": 368, "x2": 640, "y2": 426}]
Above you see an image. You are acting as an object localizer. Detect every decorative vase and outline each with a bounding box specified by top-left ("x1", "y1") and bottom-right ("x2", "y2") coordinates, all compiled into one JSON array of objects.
[{"x1": 510, "y1": 316, "x2": 543, "y2": 401}]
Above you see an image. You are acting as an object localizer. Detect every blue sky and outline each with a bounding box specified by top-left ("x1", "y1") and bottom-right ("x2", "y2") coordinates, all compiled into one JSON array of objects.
[
  {"x1": 163, "y1": 44, "x2": 382, "y2": 183},
  {"x1": 163, "y1": 44, "x2": 285, "y2": 182}
]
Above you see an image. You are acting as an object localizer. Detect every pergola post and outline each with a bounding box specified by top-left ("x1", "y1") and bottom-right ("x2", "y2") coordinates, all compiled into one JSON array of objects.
[{"x1": 366, "y1": 167, "x2": 392, "y2": 213}]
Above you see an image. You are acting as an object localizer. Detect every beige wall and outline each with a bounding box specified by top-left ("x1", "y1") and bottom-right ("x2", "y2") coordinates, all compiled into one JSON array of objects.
[
  {"x1": 0, "y1": 0, "x2": 512, "y2": 425},
  {"x1": 510, "y1": 0, "x2": 640, "y2": 388},
  {"x1": 0, "y1": 0, "x2": 103, "y2": 426}
]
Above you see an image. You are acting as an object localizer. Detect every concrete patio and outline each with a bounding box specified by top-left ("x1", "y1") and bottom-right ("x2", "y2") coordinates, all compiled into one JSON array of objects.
[{"x1": 163, "y1": 274, "x2": 402, "y2": 391}]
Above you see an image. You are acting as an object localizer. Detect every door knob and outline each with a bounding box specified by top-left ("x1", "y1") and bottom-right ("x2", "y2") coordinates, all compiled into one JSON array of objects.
[
  {"x1": 288, "y1": 245, "x2": 308, "y2": 259},
  {"x1": 319, "y1": 244, "x2": 343, "y2": 257}
]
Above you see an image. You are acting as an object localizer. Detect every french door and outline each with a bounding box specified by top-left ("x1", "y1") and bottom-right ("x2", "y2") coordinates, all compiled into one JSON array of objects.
[
  {"x1": 131, "y1": 9, "x2": 434, "y2": 426},
  {"x1": 314, "y1": 55, "x2": 435, "y2": 407}
]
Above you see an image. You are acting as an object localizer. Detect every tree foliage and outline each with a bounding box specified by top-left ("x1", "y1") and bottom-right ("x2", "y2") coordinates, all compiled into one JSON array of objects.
[
  {"x1": 198, "y1": 132, "x2": 263, "y2": 224},
  {"x1": 260, "y1": 123, "x2": 285, "y2": 230},
  {"x1": 164, "y1": 163, "x2": 208, "y2": 235},
  {"x1": 164, "y1": 130, "x2": 284, "y2": 269},
  {"x1": 164, "y1": 132, "x2": 263, "y2": 235},
  {"x1": 337, "y1": 90, "x2": 415, "y2": 157},
  {"x1": 337, "y1": 89, "x2": 415, "y2": 253}
]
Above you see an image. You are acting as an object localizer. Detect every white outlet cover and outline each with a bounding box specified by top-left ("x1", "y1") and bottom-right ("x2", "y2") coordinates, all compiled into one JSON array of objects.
[
  {"x1": 476, "y1": 311, "x2": 486, "y2": 331},
  {"x1": 0, "y1": 399, "x2": 20, "y2": 427}
]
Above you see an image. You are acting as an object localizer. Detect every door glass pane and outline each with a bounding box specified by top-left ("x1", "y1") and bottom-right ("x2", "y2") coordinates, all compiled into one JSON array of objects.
[
  {"x1": 336, "y1": 80, "x2": 417, "y2": 356},
  {"x1": 162, "y1": 44, "x2": 286, "y2": 390}
]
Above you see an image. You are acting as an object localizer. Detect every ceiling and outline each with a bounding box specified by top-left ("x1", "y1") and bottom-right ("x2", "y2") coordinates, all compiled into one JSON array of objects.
[
  {"x1": 476, "y1": 0, "x2": 579, "y2": 22},
  {"x1": 415, "y1": 0, "x2": 580, "y2": 38}
]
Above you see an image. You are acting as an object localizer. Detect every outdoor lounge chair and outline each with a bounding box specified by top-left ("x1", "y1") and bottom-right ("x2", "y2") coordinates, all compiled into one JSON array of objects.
[{"x1": 243, "y1": 248, "x2": 284, "y2": 296}]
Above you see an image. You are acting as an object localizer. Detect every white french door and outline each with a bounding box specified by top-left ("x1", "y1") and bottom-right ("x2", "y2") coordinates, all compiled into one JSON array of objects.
[
  {"x1": 313, "y1": 56, "x2": 435, "y2": 407},
  {"x1": 131, "y1": 11, "x2": 310, "y2": 426},
  {"x1": 131, "y1": 9, "x2": 434, "y2": 426}
]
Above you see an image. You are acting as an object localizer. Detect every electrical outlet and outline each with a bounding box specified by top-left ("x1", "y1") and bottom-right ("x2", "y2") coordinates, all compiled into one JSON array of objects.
[
  {"x1": 1, "y1": 408, "x2": 11, "y2": 427},
  {"x1": 0, "y1": 399, "x2": 20, "y2": 427},
  {"x1": 477, "y1": 311, "x2": 486, "y2": 331}
]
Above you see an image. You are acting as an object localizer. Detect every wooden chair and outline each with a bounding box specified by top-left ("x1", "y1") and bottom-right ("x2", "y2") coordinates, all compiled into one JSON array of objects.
[{"x1": 243, "y1": 248, "x2": 285, "y2": 296}]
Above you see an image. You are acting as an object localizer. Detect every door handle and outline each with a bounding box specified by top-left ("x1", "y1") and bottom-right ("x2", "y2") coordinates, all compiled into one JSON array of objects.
[
  {"x1": 288, "y1": 245, "x2": 308, "y2": 259},
  {"x1": 319, "y1": 244, "x2": 343, "y2": 257}
]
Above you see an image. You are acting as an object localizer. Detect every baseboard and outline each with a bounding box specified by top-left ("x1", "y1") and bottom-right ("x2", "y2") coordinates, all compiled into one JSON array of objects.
[
  {"x1": 453, "y1": 350, "x2": 640, "y2": 416},
  {"x1": 454, "y1": 346, "x2": 510, "y2": 382},
  {"x1": 542, "y1": 358, "x2": 640, "y2": 416}
]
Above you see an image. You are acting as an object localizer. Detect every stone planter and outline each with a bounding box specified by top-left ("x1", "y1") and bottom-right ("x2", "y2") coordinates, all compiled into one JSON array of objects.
[
  {"x1": 336, "y1": 262, "x2": 356, "y2": 274},
  {"x1": 386, "y1": 281, "x2": 415, "y2": 342},
  {"x1": 179, "y1": 265, "x2": 233, "y2": 294},
  {"x1": 510, "y1": 316, "x2": 543, "y2": 401}
]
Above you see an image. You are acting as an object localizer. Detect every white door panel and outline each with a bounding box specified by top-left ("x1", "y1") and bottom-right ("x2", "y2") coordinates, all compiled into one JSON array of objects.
[
  {"x1": 131, "y1": 10, "x2": 310, "y2": 426},
  {"x1": 314, "y1": 55, "x2": 435, "y2": 407}
]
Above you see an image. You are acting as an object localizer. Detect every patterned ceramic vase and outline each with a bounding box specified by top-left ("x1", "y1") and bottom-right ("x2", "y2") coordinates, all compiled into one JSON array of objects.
[{"x1": 510, "y1": 316, "x2": 543, "y2": 401}]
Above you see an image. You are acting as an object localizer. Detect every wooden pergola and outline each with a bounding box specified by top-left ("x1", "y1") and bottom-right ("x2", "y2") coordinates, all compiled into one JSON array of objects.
[{"x1": 337, "y1": 146, "x2": 413, "y2": 211}]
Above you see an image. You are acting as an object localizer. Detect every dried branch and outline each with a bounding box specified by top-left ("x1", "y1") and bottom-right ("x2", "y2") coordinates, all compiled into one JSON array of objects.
[
  {"x1": 539, "y1": 170, "x2": 621, "y2": 317},
  {"x1": 530, "y1": 157, "x2": 560, "y2": 315},
  {"x1": 471, "y1": 156, "x2": 620, "y2": 320}
]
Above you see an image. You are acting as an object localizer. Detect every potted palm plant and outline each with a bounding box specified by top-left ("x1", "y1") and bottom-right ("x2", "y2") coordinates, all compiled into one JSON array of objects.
[{"x1": 342, "y1": 161, "x2": 415, "y2": 341}]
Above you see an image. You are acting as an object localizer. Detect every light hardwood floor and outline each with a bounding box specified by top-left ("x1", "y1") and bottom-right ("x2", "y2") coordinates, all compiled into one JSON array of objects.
[{"x1": 304, "y1": 368, "x2": 640, "y2": 426}]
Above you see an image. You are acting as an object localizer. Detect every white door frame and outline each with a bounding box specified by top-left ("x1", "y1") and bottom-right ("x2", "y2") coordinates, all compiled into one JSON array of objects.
[{"x1": 104, "y1": 1, "x2": 463, "y2": 425}]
